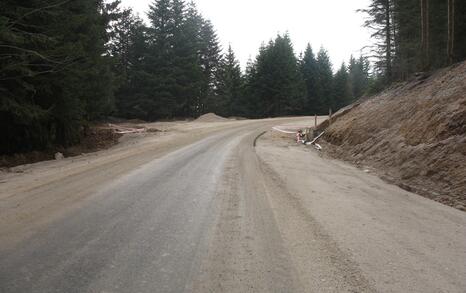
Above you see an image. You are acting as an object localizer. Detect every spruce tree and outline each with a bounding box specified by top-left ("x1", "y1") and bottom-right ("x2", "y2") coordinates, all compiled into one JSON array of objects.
[
  {"x1": 0, "y1": 0, "x2": 114, "y2": 153},
  {"x1": 217, "y1": 45, "x2": 243, "y2": 117},
  {"x1": 348, "y1": 55, "x2": 370, "y2": 100},
  {"x1": 360, "y1": 0, "x2": 394, "y2": 82},
  {"x1": 364, "y1": 0, "x2": 466, "y2": 82},
  {"x1": 108, "y1": 7, "x2": 152, "y2": 119},
  {"x1": 392, "y1": 0, "x2": 421, "y2": 79},
  {"x1": 246, "y1": 34, "x2": 306, "y2": 117},
  {"x1": 300, "y1": 44, "x2": 319, "y2": 114},
  {"x1": 333, "y1": 63, "x2": 352, "y2": 110},
  {"x1": 315, "y1": 47, "x2": 334, "y2": 114},
  {"x1": 146, "y1": 0, "x2": 177, "y2": 119},
  {"x1": 170, "y1": 0, "x2": 203, "y2": 117},
  {"x1": 198, "y1": 19, "x2": 222, "y2": 115},
  {"x1": 242, "y1": 57, "x2": 259, "y2": 118},
  {"x1": 183, "y1": 1, "x2": 205, "y2": 116}
]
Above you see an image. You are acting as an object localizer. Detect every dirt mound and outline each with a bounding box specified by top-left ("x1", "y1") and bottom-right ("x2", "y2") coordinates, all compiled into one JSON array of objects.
[
  {"x1": 195, "y1": 113, "x2": 228, "y2": 122},
  {"x1": 321, "y1": 62, "x2": 466, "y2": 210}
]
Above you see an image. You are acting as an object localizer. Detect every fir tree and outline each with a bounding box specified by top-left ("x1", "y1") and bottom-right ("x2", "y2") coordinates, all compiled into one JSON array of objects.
[
  {"x1": 198, "y1": 19, "x2": 222, "y2": 115},
  {"x1": 170, "y1": 0, "x2": 203, "y2": 117},
  {"x1": 300, "y1": 44, "x2": 319, "y2": 114},
  {"x1": 146, "y1": 0, "x2": 177, "y2": 119},
  {"x1": 217, "y1": 45, "x2": 243, "y2": 117},
  {"x1": 245, "y1": 34, "x2": 306, "y2": 117},
  {"x1": 333, "y1": 63, "x2": 352, "y2": 110},
  {"x1": 348, "y1": 55, "x2": 370, "y2": 100},
  {"x1": 315, "y1": 47, "x2": 334, "y2": 114},
  {"x1": 360, "y1": 0, "x2": 394, "y2": 82},
  {"x1": 0, "y1": 0, "x2": 114, "y2": 153}
]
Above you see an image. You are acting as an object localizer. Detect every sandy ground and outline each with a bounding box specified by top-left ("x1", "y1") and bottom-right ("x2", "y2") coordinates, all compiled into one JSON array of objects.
[
  {"x1": 256, "y1": 127, "x2": 466, "y2": 293},
  {"x1": 0, "y1": 118, "x2": 254, "y2": 246},
  {"x1": 0, "y1": 117, "x2": 465, "y2": 293}
]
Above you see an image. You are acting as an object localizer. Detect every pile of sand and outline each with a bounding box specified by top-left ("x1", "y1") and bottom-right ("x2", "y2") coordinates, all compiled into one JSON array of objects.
[
  {"x1": 321, "y1": 62, "x2": 466, "y2": 210},
  {"x1": 195, "y1": 113, "x2": 228, "y2": 122}
]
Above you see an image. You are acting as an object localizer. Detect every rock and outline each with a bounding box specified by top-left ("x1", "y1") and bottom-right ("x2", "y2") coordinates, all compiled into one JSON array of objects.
[
  {"x1": 55, "y1": 152, "x2": 64, "y2": 160},
  {"x1": 455, "y1": 204, "x2": 465, "y2": 211},
  {"x1": 147, "y1": 128, "x2": 160, "y2": 133}
]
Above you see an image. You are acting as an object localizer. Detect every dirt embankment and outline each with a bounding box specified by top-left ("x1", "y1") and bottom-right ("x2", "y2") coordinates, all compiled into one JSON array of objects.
[
  {"x1": 321, "y1": 62, "x2": 466, "y2": 210},
  {"x1": 0, "y1": 126, "x2": 122, "y2": 169},
  {"x1": 0, "y1": 114, "x2": 229, "y2": 169}
]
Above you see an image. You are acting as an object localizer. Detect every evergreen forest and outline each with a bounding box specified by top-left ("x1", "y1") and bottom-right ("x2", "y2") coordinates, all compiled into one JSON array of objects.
[{"x1": 1, "y1": 0, "x2": 465, "y2": 154}]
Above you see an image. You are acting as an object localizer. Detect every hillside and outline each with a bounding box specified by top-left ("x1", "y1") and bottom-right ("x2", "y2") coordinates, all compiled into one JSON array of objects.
[{"x1": 321, "y1": 62, "x2": 466, "y2": 210}]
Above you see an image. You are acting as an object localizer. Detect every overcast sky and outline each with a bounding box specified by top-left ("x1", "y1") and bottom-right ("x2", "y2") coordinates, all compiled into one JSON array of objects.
[{"x1": 120, "y1": 0, "x2": 372, "y2": 70}]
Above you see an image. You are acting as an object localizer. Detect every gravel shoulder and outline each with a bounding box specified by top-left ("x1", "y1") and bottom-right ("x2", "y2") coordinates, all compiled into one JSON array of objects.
[{"x1": 255, "y1": 129, "x2": 466, "y2": 293}]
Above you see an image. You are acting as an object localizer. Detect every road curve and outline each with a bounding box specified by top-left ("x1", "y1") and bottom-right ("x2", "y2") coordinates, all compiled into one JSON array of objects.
[
  {"x1": 0, "y1": 118, "x2": 465, "y2": 293},
  {"x1": 0, "y1": 121, "x2": 299, "y2": 292}
]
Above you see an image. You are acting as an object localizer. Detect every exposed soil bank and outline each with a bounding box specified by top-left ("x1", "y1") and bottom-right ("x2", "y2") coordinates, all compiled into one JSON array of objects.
[
  {"x1": 0, "y1": 126, "x2": 121, "y2": 169},
  {"x1": 321, "y1": 62, "x2": 466, "y2": 210}
]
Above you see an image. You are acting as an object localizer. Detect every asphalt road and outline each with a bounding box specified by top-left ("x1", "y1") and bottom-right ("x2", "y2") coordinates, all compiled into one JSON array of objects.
[{"x1": 0, "y1": 118, "x2": 465, "y2": 293}]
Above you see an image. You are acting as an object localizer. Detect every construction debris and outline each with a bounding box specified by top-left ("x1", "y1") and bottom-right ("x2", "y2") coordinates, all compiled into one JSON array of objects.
[
  {"x1": 108, "y1": 124, "x2": 147, "y2": 134},
  {"x1": 306, "y1": 131, "x2": 325, "y2": 151},
  {"x1": 272, "y1": 124, "x2": 325, "y2": 151}
]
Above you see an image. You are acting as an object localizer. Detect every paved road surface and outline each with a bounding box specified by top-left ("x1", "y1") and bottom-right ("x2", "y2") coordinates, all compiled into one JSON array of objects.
[{"x1": 0, "y1": 118, "x2": 465, "y2": 293}]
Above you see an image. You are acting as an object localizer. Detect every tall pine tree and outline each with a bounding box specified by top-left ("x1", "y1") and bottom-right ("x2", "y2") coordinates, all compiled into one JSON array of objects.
[
  {"x1": 0, "y1": 0, "x2": 114, "y2": 153},
  {"x1": 300, "y1": 44, "x2": 319, "y2": 114},
  {"x1": 315, "y1": 47, "x2": 334, "y2": 114},
  {"x1": 245, "y1": 34, "x2": 306, "y2": 117},
  {"x1": 217, "y1": 45, "x2": 243, "y2": 117},
  {"x1": 333, "y1": 63, "x2": 352, "y2": 110},
  {"x1": 198, "y1": 19, "x2": 222, "y2": 115}
]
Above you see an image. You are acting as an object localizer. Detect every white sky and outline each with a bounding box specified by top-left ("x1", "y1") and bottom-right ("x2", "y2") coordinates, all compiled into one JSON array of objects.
[{"x1": 120, "y1": 0, "x2": 372, "y2": 70}]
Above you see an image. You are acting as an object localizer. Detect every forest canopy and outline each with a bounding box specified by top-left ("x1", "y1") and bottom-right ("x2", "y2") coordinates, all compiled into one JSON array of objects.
[{"x1": 1, "y1": 0, "x2": 465, "y2": 154}]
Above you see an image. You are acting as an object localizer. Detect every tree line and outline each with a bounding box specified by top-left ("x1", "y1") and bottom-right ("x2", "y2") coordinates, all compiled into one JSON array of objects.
[
  {"x1": 1, "y1": 0, "x2": 373, "y2": 154},
  {"x1": 111, "y1": 1, "x2": 371, "y2": 119},
  {"x1": 240, "y1": 37, "x2": 371, "y2": 118},
  {"x1": 361, "y1": 0, "x2": 466, "y2": 84}
]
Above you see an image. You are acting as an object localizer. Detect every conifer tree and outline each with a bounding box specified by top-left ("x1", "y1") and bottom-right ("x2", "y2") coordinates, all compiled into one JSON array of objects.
[
  {"x1": 108, "y1": 7, "x2": 151, "y2": 119},
  {"x1": 348, "y1": 55, "x2": 370, "y2": 100},
  {"x1": 333, "y1": 63, "x2": 352, "y2": 110},
  {"x1": 198, "y1": 19, "x2": 222, "y2": 115},
  {"x1": 364, "y1": 0, "x2": 465, "y2": 82},
  {"x1": 300, "y1": 44, "x2": 319, "y2": 114},
  {"x1": 146, "y1": 0, "x2": 177, "y2": 119},
  {"x1": 315, "y1": 47, "x2": 334, "y2": 114},
  {"x1": 1, "y1": 0, "x2": 114, "y2": 153},
  {"x1": 360, "y1": 0, "x2": 394, "y2": 82},
  {"x1": 246, "y1": 34, "x2": 306, "y2": 117},
  {"x1": 170, "y1": 0, "x2": 203, "y2": 117},
  {"x1": 217, "y1": 45, "x2": 243, "y2": 117},
  {"x1": 182, "y1": 1, "x2": 205, "y2": 116},
  {"x1": 242, "y1": 57, "x2": 259, "y2": 117}
]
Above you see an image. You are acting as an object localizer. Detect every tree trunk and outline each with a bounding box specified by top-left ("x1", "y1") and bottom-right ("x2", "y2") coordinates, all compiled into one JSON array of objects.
[
  {"x1": 421, "y1": 0, "x2": 430, "y2": 70},
  {"x1": 447, "y1": 0, "x2": 455, "y2": 64},
  {"x1": 385, "y1": 0, "x2": 392, "y2": 81}
]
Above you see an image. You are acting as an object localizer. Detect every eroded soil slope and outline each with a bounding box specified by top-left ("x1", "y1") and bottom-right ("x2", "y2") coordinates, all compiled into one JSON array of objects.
[{"x1": 322, "y1": 62, "x2": 466, "y2": 210}]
